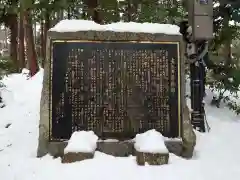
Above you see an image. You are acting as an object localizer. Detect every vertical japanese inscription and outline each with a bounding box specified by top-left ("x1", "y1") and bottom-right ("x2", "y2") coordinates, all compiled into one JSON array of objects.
[{"x1": 51, "y1": 42, "x2": 179, "y2": 140}]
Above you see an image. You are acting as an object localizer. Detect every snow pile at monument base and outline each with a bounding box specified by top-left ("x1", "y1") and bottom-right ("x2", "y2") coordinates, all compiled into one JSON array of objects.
[
  {"x1": 134, "y1": 129, "x2": 168, "y2": 153},
  {"x1": 64, "y1": 131, "x2": 98, "y2": 154}
]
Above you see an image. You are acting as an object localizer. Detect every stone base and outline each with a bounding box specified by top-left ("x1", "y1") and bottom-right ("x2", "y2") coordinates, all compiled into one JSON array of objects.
[
  {"x1": 97, "y1": 141, "x2": 134, "y2": 157},
  {"x1": 38, "y1": 140, "x2": 189, "y2": 159},
  {"x1": 165, "y1": 140, "x2": 183, "y2": 157},
  {"x1": 135, "y1": 151, "x2": 169, "y2": 166},
  {"x1": 181, "y1": 140, "x2": 196, "y2": 159},
  {"x1": 181, "y1": 105, "x2": 197, "y2": 159},
  {"x1": 62, "y1": 152, "x2": 94, "y2": 163}
]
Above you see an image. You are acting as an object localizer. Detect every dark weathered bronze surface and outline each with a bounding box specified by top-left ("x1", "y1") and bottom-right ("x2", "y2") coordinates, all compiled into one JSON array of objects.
[{"x1": 50, "y1": 41, "x2": 180, "y2": 141}]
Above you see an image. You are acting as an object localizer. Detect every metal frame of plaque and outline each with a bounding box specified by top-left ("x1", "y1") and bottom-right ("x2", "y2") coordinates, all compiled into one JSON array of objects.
[{"x1": 49, "y1": 40, "x2": 182, "y2": 141}]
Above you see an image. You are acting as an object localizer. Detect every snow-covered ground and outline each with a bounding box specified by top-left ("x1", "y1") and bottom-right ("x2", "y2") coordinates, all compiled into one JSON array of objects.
[{"x1": 0, "y1": 70, "x2": 240, "y2": 180}]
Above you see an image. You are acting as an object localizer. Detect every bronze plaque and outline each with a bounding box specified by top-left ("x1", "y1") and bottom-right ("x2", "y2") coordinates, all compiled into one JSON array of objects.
[{"x1": 50, "y1": 41, "x2": 181, "y2": 141}]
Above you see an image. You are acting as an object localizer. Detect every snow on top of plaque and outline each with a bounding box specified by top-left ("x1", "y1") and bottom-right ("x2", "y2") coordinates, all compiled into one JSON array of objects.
[{"x1": 49, "y1": 19, "x2": 180, "y2": 35}]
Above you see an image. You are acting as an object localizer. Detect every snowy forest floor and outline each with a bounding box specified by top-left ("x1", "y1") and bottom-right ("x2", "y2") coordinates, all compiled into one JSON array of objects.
[{"x1": 0, "y1": 69, "x2": 240, "y2": 180}]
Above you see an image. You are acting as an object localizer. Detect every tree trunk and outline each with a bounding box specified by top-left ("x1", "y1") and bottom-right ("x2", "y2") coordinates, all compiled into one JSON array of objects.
[
  {"x1": 40, "y1": 18, "x2": 45, "y2": 67},
  {"x1": 42, "y1": 11, "x2": 50, "y2": 68},
  {"x1": 23, "y1": 8, "x2": 38, "y2": 76},
  {"x1": 84, "y1": 0, "x2": 102, "y2": 24},
  {"x1": 8, "y1": 14, "x2": 19, "y2": 72},
  {"x1": 67, "y1": 7, "x2": 71, "y2": 19},
  {"x1": 19, "y1": 4, "x2": 25, "y2": 70},
  {"x1": 222, "y1": 5, "x2": 232, "y2": 67},
  {"x1": 56, "y1": 10, "x2": 63, "y2": 22},
  {"x1": 127, "y1": 0, "x2": 132, "y2": 22}
]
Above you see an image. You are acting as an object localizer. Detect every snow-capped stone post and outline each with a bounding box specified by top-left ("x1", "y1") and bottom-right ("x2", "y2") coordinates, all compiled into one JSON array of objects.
[
  {"x1": 62, "y1": 131, "x2": 98, "y2": 163},
  {"x1": 135, "y1": 130, "x2": 169, "y2": 165},
  {"x1": 37, "y1": 19, "x2": 196, "y2": 159}
]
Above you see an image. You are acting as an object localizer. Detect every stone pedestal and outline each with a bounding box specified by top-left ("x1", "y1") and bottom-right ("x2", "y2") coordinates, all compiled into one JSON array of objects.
[
  {"x1": 136, "y1": 151, "x2": 169, "y2": 166},
  {"x1": 62, "y1": 152, "x2": 94, "y2": 163},
  {"x1": 97, "y1": 141, "x2": 134, "y2": 157}
]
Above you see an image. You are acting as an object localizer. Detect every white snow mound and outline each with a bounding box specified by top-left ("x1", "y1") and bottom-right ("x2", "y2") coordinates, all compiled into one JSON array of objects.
[
  {"x1": 64, "y1": 131, "x2": 98, "y2": 154},
  {"x1": 134, "y1": 129, "x2": 168, "y2": 153},
  {"x1": 50, "y1": 19, "x2": 180, "y2": 35}
]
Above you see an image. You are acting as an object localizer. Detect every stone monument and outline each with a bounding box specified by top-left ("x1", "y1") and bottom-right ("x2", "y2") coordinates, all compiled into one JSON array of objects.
[{"x1": 37, "y1": 20, "x2": 196, "y2": 159}]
